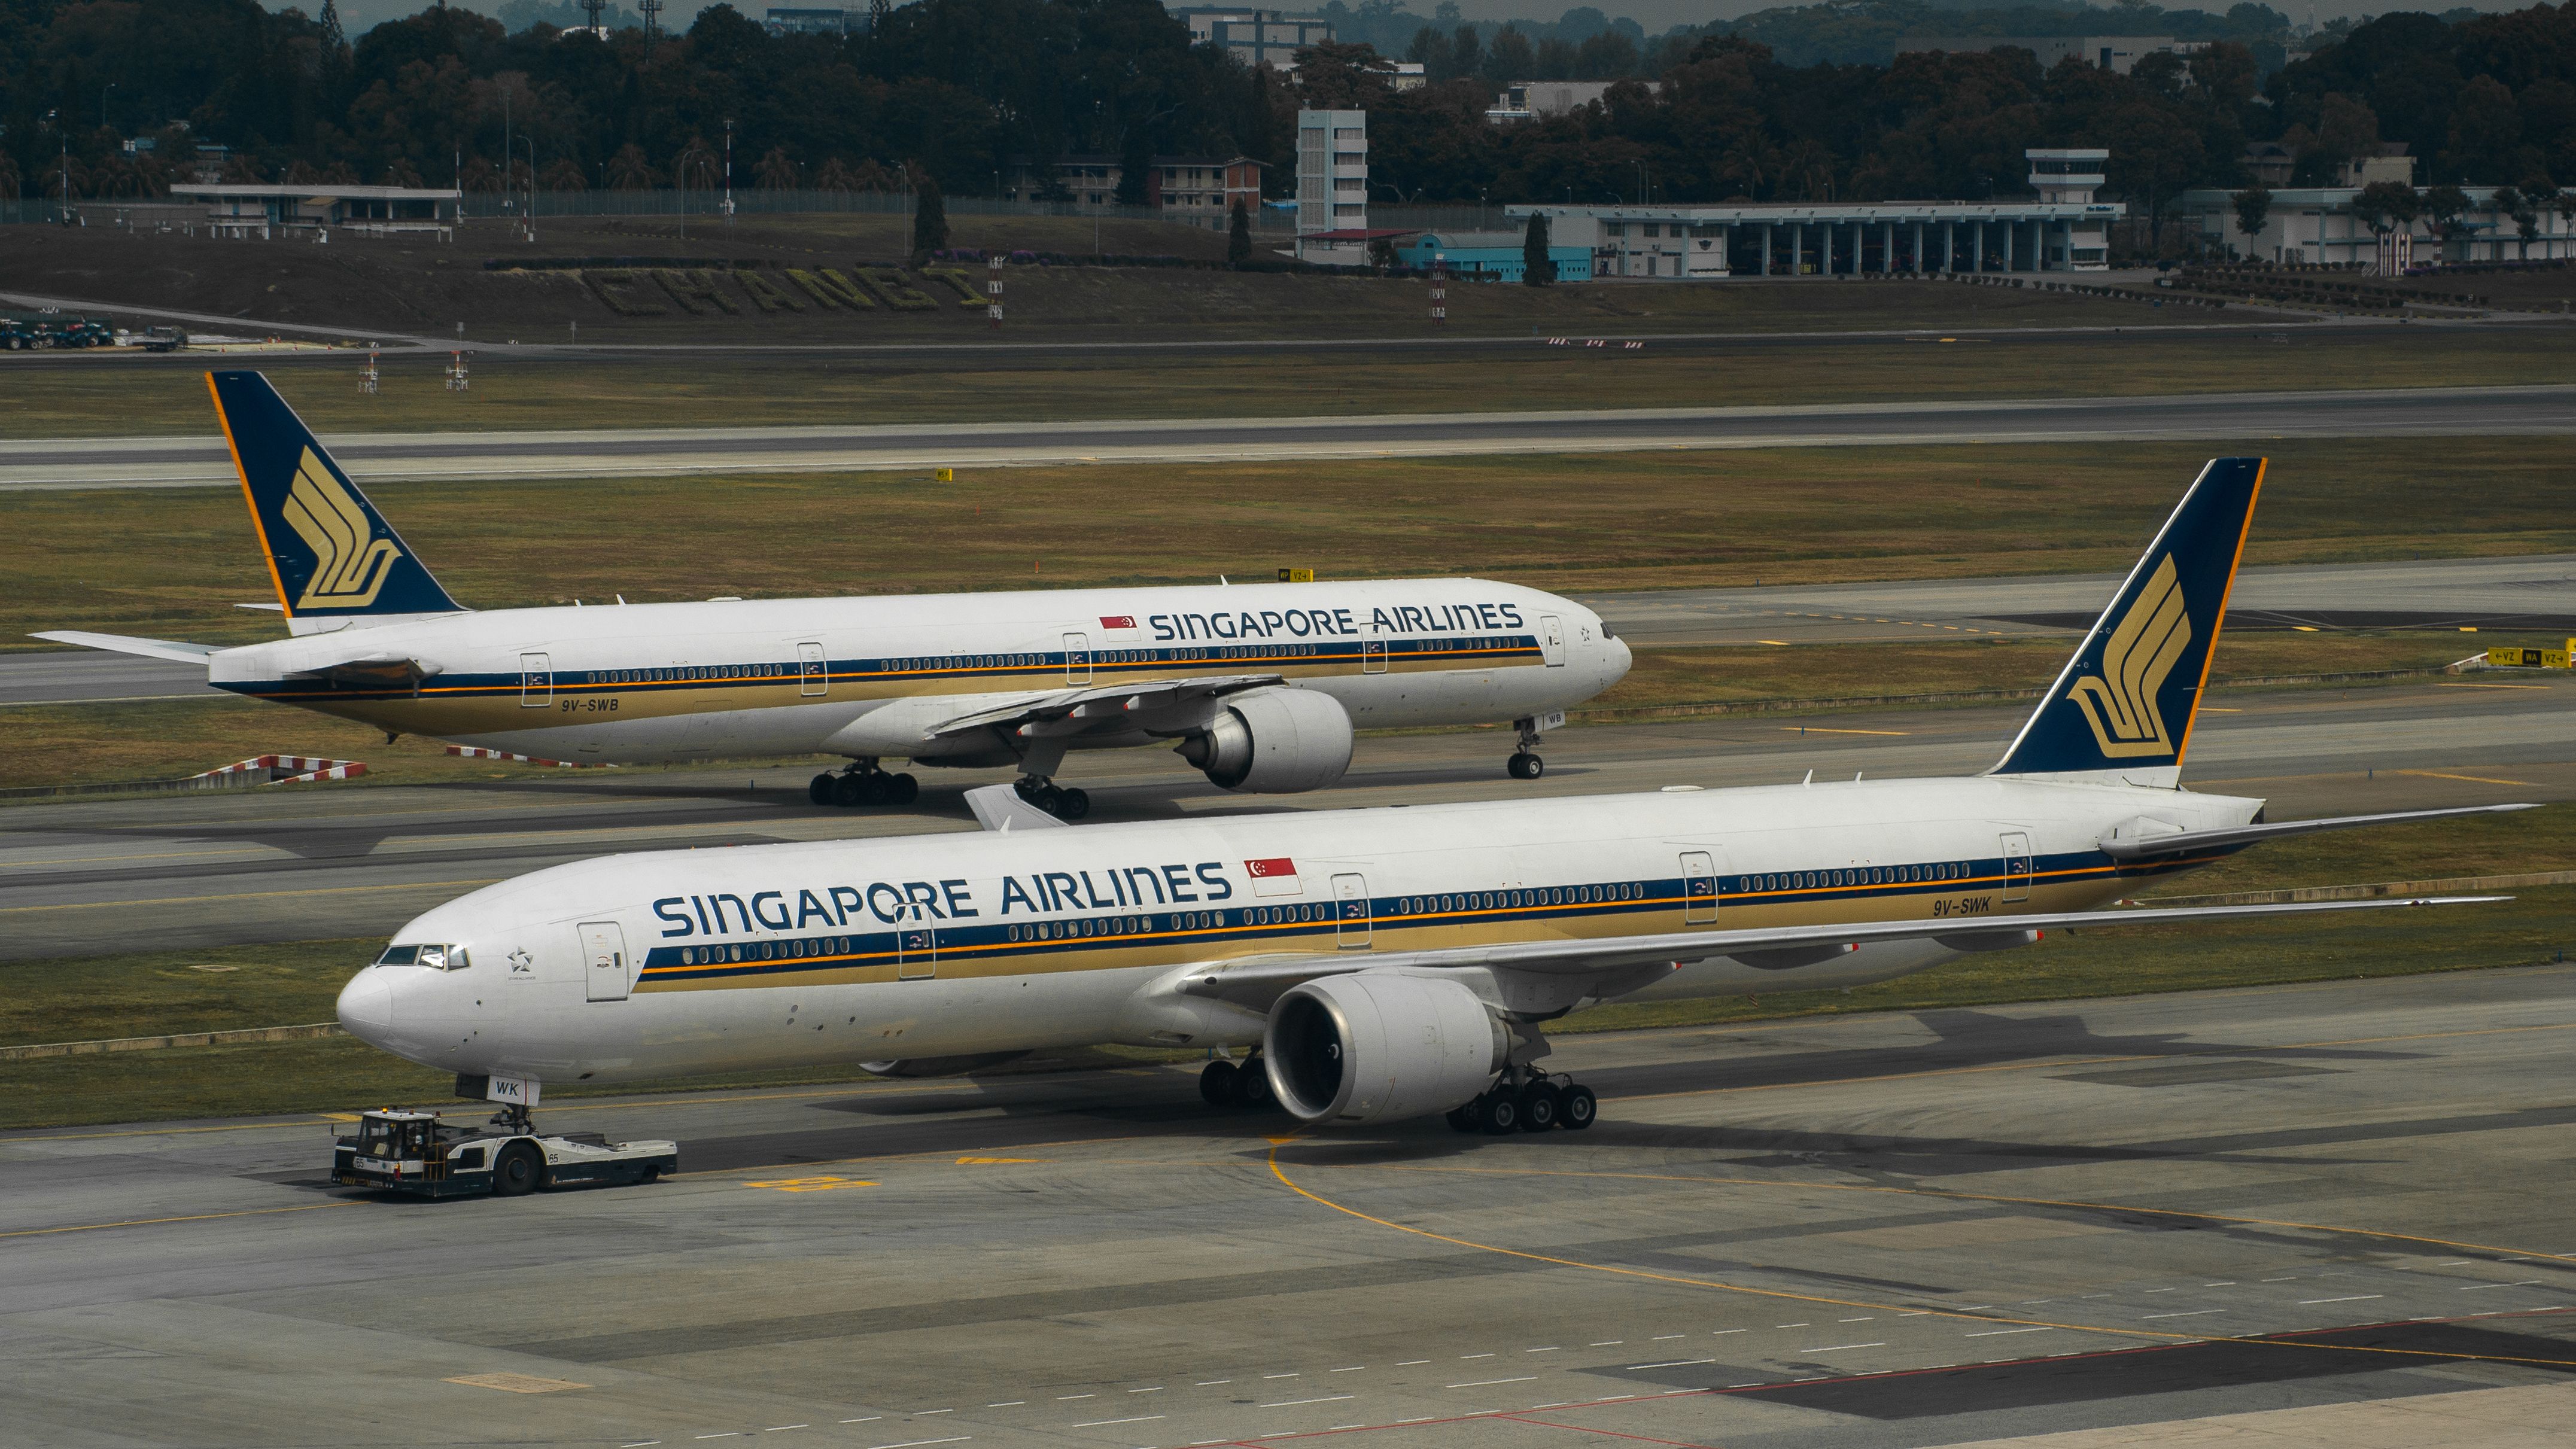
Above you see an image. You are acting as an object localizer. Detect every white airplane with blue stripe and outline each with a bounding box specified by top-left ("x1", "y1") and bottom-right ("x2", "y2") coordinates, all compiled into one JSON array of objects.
[
  {"x1": 35, "y1": 372, "x2": 1631, "y2": 816},
  {"x1": 341, "y1": 457, "x2": 2529, "y2": 1134}
]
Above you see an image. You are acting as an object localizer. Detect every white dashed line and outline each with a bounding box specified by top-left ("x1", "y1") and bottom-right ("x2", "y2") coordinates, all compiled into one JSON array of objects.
[
  {"x1": 1458, "y1": 1353, "x2": 1494, "y2": 1360},
  {"x1": 1775, "y1": 1324, "x2": 1808, "y2": 1329},
  {"x1": 1838, "y1": 1318, "x2": 1874, "y2": 1323},
  {"x1": 864, "y1": 1439, "x2": 969, "y2": 1449},
  {"x1": 1194, "y1": 1381, "x2": 1230, "y2": 1386},
  {"x1": 768, "y1": 1429, "x2": 808, "y2": 1434},
  {"x1": 1260, "y1": 1396, "x2": 1352, "y2": 1409},
  {"x1": 839, "y1": 1420, "x2": 881, "y2": 1426},
  {"x1": 1712, "y1": 1329, "x2": 1745, "y2": 1335},
  {"x1": 2143, "y1": 1310, "x2": 2224, "y2": 1319},
  {"x1": 2299, "y1": 1296, "x2": 2383, "y2": 1305},
  {"x1": 2461, "y1": 1281, "x2": 2545, "y2": 1291},
  {"x1": 1625, "y1": 1359, "x2": 1716, "y2": 1371},
  {"x1": 1652, "y1": 1335, "x2": 1684, "y2": 1341},
  {"x1": 1589, "y1": 1341, "x2": 1623, "y2": 1347},
  {"x1": 1329, "y1": 1366, "x2": 1364, "y2": 1374},
  {"x1": 1525, "y1": 1347, "x2": 1560, "y2": 1353},
  {"x1": 1056, "y1": 1395, "x2": 1094, "y2": 1401},
  {"x1": 1128, "y1": 1387, "x2": 1163, "y2": 1394},
  {"x1": 1449, "y1": 1377, "x2": 1538, "y2": 1389},
  {"x1": 1396, "y1": 1361, "x2": 1429, "y2": 1367},
  {"x1": 1802, "y1": 1344, "x2": 1886, "y2": 1353},
  {"x1": 986, "y1": 1402, "x2": 1024, "y2": 1408},
  {"x1": 1263, "y1": 1373, "x2": 1300, "y2": 1379},
  {"x1": 1967, "y1": 1328, "x2": 2054, "y2": 1337},
  {"x1": 1072, "y1": 1416, "x2": 1163, "y2": 1428},
  {"x1": 2205, "y1": 1282, "x2": 2237, "y2": 1287}
]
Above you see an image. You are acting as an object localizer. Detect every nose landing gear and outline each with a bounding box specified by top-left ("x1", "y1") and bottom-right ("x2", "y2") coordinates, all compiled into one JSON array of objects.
[
  {"x1": 808, "y1": 760, "x2": 920, "y2": 808},
  {"x1": 1446, "y1": 1067, "x2": 1596, "y2": 1135},
  {"x1": 1507, "y1": 717, "x2": 1547, "y2": 781},
  {"x1": 1013, "y1": 775, "x2": 1091, "y2": 820}
]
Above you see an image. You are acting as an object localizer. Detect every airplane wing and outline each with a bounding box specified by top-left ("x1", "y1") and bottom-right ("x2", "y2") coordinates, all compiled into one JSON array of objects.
[
  {"x1": 283, "y1": 653, "x2": 443, "y2": 691},
  {"x1": 927, "y1": 673, "x2": 1285, "y2": 741},
  {"x1": 31, "y1": 630, "x2": 223, "y2": 666},
  {"x1": 1174, "y1": 894, "x2": 2508, "y2": 1011},
  {"x1": 2097, "y1": 803, "x2": 2536, "y2": 861}
]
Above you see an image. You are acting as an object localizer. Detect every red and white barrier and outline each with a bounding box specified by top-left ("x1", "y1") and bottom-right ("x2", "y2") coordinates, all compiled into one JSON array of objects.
[
  {"x1": 191, "y1": 755, "x2": 368, "y2": 786},
  {"x1": 446, "y1": 746, "x2": 614, "y2": 769}
]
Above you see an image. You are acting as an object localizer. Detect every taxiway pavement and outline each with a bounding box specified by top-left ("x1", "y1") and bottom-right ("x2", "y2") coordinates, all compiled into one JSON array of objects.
[
  {"x1": 4, "y1": 670, "x2": 2568, "y2": 962},
  {"x1": 11, "y1": 552, "x2": 2573, "y2": 706},
  {"x1": 3, "y1": 962, "x2": 2570, "y2": 1447},
  {"x1": 5, "y1": 384, "x2": 2574, "y2": 489}
]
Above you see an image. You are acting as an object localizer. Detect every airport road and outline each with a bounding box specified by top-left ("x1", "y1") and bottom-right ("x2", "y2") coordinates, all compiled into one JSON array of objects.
[
  {"x1": 11, "y1": 552, "x2": 2575, "y2": 706},
  {"x1": 2, "y1": 961, "x2": 2571, "y2": 1447},
  {"x1": 4, "y1": 672, "x2": 2570, "y2": 962},
  {"x1": 6, "y1": 383, "x2": 2575, "y2": 489}
]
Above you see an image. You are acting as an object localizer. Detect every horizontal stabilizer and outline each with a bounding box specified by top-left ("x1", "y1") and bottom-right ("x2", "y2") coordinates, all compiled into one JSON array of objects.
[
  {"x1": 2097, "y1": 803, "x2": 2538, "y2": 861},
  {"x1": 31, "y1": 630, "x2": 222, "y2": 665},
  {"x1": 1178, "y1": 894, "x2": 2507, "y2": 1010},
  {"x1": 964, "y1": 784, "x2": 1068, "y2": 832}
]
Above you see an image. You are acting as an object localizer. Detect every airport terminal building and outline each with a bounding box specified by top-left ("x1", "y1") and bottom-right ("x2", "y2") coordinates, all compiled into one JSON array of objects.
[{"x1": 1507, "y1": 149, "x2": 2121, "y2": 278}]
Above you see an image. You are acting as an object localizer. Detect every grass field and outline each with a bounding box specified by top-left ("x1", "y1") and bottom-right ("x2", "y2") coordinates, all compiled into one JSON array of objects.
[
  {"x1": 5, "y1": 806, "x2": 2565, "y2": 1130},
  {"x1": 12, "y1": 436, "x2": 2573, "y2": 650},
  {"x1": 0, "y1": 632, "x2": 2487, "y2": 790},
  {"x1": 8, "y1": 319, "x2": 2576, "y2": 439}
]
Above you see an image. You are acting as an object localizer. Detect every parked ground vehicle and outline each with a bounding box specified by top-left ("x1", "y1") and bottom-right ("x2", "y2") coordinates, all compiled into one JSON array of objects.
[{"x1": 136, "y1": 326, "x2": 188, "y2": 352}]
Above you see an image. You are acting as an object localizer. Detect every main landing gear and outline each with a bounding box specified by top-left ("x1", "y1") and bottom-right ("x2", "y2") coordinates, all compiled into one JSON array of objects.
[
  {"x1": 810, "y1": 760, "x2": 919, "y2": 809},
  {"x1": 1446, "y1": 1066, "x2": 1597, "y2": 1136},
  {"x1": 1507, "y1": 717, "x2": 1546, "y2": 781},
  {"x1": 1014, "y1": 775, "x2": 1091, "y2": 821},
  {"x1": 1198, "y1": 1054, "x2": 1276, "y2": 1110}
]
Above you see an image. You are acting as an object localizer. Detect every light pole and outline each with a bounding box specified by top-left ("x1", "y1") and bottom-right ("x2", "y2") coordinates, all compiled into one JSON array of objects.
[
  {"x1": 522, "y1": 136, "x2": 537, "y2": 241},
  {"x1": 722, "y1": 118, "x2": 735, "y2": 218},
  {"x1": 101, "y1": 82, "x2": 115, "y2": 132},
  {"x1": 501, "y1": 85, "x2": 512, "y2": 214}
]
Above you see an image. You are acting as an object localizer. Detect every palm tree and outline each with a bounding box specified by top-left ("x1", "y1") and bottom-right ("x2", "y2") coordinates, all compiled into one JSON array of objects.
[
  {"x1": 322, "y1": 160, "x2": 360, "y2": 184},
  {"x1": 754, "y1": 145, "x2": 798, "y2": 189},
  {"x1": 542, "y1": 158, "x2": 588, "y2": 191},
  {"x1": 607, "y1": 143, "x2": 656, "y2": 190},
  {"x1": 384, "y1": 157, "x2": 424, "y2": 187},
  {"x1": 813, "y1": 156, "x2": 856, "y2": 193},
  {"x1": 850, "y1": 157, "x2": 894, "y2": 193}
]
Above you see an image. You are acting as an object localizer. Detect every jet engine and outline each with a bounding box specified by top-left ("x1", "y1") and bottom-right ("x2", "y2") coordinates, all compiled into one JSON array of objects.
[
  {"x1": 1175, "y1": 687, "x2": 1354, "y2": 793},
  {"x1": 1263, "y1": 972, "x2": 1506, "y2": 1125}
]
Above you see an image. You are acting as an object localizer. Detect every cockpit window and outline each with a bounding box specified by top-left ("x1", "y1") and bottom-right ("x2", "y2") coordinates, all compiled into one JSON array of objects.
[{"x1": 375, "y1": 943, "x2": 470, "y2": 970}]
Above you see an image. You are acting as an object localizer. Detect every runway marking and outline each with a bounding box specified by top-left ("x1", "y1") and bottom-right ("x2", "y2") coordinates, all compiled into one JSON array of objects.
[
  {"x1": 2397, "y1": 769, "x2": 2541, "y2": 787},
  {"x1": 1802, "y1": 1343, "x2": 1885, "y2": 1352},
  {"x1": 2300, "y1": 1295, "x2": 2383, "y2": 1305},
  {"x1": 2143, "y1": 1310, "x2": 2224, "y2": 1319},
  {"x1": 2437, "y1": 682, "x2": 2551, "y2": 690},
  {"x1": 0, "y1": 1199, "x2": 363, "y2": 1238},
  {"x1": 1072, "y1": 1414, "x2": 1163, "y2": 1426},
  {"x1": 1448, "y1": 1377, "x2": 1537, "y2": 1388},
  {"x1": 1260, "y1": 1396, "x2": 1351, "y2": 1408},
  {"x1": 1967, "y1": 1328, "x2": 2055, "y2": 1337},
  {"x1": 741, "y1": 1176, "x2": 875, "y2": 1192},
  {"x1": 1780, "y1": 726, "x2": 1909, "y2": 736},
  {"x1": 0, "y1": 875, "x2": 504, "y2": 914},
  {"x1": 2460, "y1": 1280, "x2": 2546, "y2": 1290}
]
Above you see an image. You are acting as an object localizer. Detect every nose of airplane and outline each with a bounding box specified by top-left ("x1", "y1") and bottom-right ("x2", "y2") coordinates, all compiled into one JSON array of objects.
[
  {"x1": 1608, "y1": 631, "x2": 1634, "y2": 678},
  {"x1": 336, "y1": 970, "x2": 395, "y2": 1047}
]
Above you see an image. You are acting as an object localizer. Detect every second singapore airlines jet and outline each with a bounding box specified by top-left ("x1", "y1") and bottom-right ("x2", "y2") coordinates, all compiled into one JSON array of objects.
[
  {"x1": 339, "y1": 458, "x2": 2526, "y2": 1137},
  {"x1": 37, "y1": 372, "x2": 1630, "y2": 817}
]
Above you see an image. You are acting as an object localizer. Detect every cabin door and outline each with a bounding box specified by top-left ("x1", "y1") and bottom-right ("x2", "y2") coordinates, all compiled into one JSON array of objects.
[
  {"x1": 579, "y1": 921, "x2": 631, "y2": 1002},
  {"x1": 2000, "y1": 832, "x2": 2032, "y2": 902},
  {"x1": 1680, "y1": 851, "x2": 1720, "y2": 924},
  {"x1": 1361, "y1": 639, "x2": 1388, "y2": 674},
  {"x1": 798, "y1": 641, "x2": 828, "y2": 696},
  {"x1": 519, "y1": 652, "x2": 552, "y2": 708},
  {"x1": 1063, "y1": 632, "x2": 1092, "y2": 684},
  {"x1": 1540, "y1": 614, "x2": 1567, "y2": 666},
  {"x1": 896, "y1": 906, "x2": 938, "y2": 980},
  {"x1": 1333, "y1": 873, "x2": 1373, "y2": 949}
]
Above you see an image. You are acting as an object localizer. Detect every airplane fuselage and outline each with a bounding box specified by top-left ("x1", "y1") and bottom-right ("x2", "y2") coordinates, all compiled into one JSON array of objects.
[
  {"x1": 210, "y1": 578, "x2": 1626, "y2": 766},
  {"x1": 342, "y1": 774, "x2": 2261, "y2": 1086}
]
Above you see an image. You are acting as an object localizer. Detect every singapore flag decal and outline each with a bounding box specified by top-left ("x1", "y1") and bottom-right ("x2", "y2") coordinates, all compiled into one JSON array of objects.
[{"x1": 1246, "y1": 856, "x2": 1303, "y2": 896}]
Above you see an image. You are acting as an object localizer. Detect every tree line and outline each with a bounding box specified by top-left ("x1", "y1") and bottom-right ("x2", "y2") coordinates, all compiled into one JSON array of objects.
[{"x1": 4, "y1": 0, "x2": 2574, "y2": 245}]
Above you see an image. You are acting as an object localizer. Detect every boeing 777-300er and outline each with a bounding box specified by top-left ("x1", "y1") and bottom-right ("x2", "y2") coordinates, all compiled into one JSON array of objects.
[
  {"x1": 36, "y1": 372, "x2": 1629, "y2": 817},
  {"x1": 340, "y1": 457, "x2": 2528, "y2": 1136}
]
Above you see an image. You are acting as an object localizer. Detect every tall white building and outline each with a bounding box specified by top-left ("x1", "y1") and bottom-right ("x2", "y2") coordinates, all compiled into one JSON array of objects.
[{"x1": 1295, "y1": 108, "x2": 1370, "y2": 264}]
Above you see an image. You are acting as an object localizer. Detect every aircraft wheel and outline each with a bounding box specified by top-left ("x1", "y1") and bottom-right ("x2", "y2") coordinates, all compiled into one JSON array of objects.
[
  {"x1": 808, "y1": 773, "x2": 835, "y2": 806},
  {"x1": 858, "y1": 772, "x2": 895, "y2": 806},
  {"x1": 886, "y1": 772, "x2": 919, "y2": 805},
  {"x1": 1508, "y1": 752, "x2": 1544, "y2": 780},
  {"x1": 1477, "y1": 1091, "x2": 1521, "y2": 1135},
  {"x1": 1056, "y1": 787, "x2": 1090, "y2": 820},
  {"x1": 492, "y1": 1141, "x2": 543, "y2": 1197},
  {"x1": 1559, "y1": 1084, "x2": 1599, "y2": 1131},
  {"x1": 1231, "y1": 1058, "x2": 1276, "y2": 1110},
  {"x1": 1517, "y1": 1082, "x2": 1562, "y2": 1132},
  {"x1": 829, "y1": 774, "x2": 867, "y2": 808},
  {"x1": 1199, "y1": 1059, "x2": 1239, "y2": 1107}
]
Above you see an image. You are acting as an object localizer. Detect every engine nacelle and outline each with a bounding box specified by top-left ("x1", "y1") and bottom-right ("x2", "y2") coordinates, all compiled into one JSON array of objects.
[
  {"x1": 1175, "y1": 687, "x2": 1354, "y2": 793},
  {"x1": 1263, "y1": 972, "x2": 1506, "y2": 1125}
]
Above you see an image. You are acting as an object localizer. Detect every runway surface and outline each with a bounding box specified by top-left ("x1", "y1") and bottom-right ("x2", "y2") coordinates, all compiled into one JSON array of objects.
[
  {"x1": 4, "y1": 669, "x2": 2569, "y2": 962},
  {"x1": 12, "y1": 552, "x2": 2574, "y2": 706},
  {"x1": 7, "y1": 383, "x2": 2575, "y2": 489},
  {"x1": 4, "y1": 962, "x2": 2571, "y2": 1447}
]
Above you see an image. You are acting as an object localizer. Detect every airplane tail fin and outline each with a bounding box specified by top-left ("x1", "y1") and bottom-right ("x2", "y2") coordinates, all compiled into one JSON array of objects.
[
  {"x1": 206, "y1": 370, "x2": 463, "y2": 628},
  {"x1": 1989, "y1": 457, "x2": 2264, "y2": 786}
]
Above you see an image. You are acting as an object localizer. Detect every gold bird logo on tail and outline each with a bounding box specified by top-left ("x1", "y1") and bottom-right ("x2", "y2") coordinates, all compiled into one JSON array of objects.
[
  {"x1": 281, "y1": 448, "x2": 399, "y2": 610},
  {"x1": 2066, "y1": 554, "x2": 2191, "y2": 758}
]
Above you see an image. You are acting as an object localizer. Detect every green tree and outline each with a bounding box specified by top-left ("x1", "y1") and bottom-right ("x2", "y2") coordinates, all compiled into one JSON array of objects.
[
  {"x1": 2350, "y1": 179, "x2": 2420, "y2": 239},
  {"x1": 1115, "y1": 128, "x2": 1152, "y2": 206},
  {"x1": 2231, "y1": 185, "x2": 2271, "y2": 257},
  {"x1": 911, "y1": 166, "x2": 948, "y2": 256},
  {"x1": 1522, "y1": 209, "x2": 1555, "y2": 285},
  {"x1": 1228, "y1": 197, "x2": 1252, "y2": 265},
  {"x1": 2422, "y1": 182, "x2": 2474, "y2": 258}
]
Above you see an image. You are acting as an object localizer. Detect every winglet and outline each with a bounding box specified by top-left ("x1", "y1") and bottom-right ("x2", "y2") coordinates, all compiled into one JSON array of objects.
[
  {"x1": 1990, "y1": 457, "x2": 2264, "y2": 785},
  {"x1": 965, "y1": 784, "x2": 1068, "y2": 832}
]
